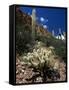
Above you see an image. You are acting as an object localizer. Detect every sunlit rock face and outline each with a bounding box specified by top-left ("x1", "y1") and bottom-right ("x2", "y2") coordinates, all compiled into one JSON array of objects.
[{"x1": 55, "y1": 34, "x2": 65, "y2": 40}]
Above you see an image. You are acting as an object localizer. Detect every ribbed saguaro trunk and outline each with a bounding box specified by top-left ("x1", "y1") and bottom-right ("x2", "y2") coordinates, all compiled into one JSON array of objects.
[{"x1": 32, "y1": 9, "x2": 36, "y2": 41}]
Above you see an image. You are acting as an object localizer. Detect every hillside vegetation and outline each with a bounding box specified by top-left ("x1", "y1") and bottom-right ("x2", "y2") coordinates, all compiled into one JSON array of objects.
[{"x1": 16, "y1": 8, "x2": 66, "y2": 84}]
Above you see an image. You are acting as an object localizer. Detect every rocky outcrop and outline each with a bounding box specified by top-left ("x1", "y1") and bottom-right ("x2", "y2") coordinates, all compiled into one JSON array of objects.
[
  {"x1": 16, "y1": 41, "x2": 66, "y2": 84},
  {"x1": 16, "y1": 7, "x2": 50, "y2": 37}
]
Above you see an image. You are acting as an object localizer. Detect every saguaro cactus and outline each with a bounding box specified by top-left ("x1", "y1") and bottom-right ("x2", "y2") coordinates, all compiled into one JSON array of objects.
[{"x1": 32, "y1": 8, "x2": 36, "y2": 41}]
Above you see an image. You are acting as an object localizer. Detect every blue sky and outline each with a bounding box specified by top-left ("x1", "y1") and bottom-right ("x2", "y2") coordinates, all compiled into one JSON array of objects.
[{"x1": 19, "y1": 6, "x2": 67, "y2": 36}]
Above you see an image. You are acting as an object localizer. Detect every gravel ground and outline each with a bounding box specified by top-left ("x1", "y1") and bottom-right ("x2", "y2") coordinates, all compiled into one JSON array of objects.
[{"x1": 16, "y1": 57, "x2": 66, "y2": 84}]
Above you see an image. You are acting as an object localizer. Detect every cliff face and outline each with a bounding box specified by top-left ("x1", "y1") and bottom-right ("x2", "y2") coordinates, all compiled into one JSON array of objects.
[
  {"x1": 16, "y1": 8, "x2": 50, "y2": 37},
  {"x1": 16, "y1": 7, "x2": 32, "y2": 25}
]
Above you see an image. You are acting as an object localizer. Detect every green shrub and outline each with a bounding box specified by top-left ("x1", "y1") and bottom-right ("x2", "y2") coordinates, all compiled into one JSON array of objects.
[{"x1": 16, "y1": 24, "x2": 32, "y2": 54}]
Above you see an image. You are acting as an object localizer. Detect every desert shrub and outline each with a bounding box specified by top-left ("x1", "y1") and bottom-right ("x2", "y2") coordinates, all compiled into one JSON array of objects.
[
  {"x1": 21, "y1": 42, "x2": 60, "y2": 82},
  {"x1": 36, "y1": 34, "x2": 66, "y2": 62},
  {"x1": 49, "y1": 37, "x2": 66, "y2": 62},
  {"x1": 16, "y1": 24, "x2": 32, "y2": 54},
  {"x1": 55, "y1": 46, "x2": 66, "y2": 62}
]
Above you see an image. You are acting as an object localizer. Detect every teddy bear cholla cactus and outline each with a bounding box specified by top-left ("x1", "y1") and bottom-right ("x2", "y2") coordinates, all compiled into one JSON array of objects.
[{"x1": 21, "y1": 41, "x2": 59, "y2": 71}]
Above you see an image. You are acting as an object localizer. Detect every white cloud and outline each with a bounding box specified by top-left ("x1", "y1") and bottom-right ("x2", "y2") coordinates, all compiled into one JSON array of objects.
[
  {"x1": 40, "y1": 17, "x2": 48, "y2": 23},
  {"x1": 40, "y1": 17, "x2": 45, "y2": 22},
  {"x1": 43, "y1": 25, "x2": 47, "y2": 29}
]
